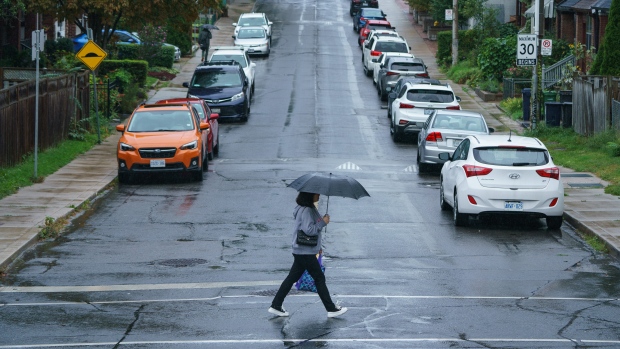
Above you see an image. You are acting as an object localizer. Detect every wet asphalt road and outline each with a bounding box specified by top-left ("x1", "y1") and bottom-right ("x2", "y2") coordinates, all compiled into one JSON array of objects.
[{"x1": 1, "y1": 0, "x2": 620, "y2": 348}]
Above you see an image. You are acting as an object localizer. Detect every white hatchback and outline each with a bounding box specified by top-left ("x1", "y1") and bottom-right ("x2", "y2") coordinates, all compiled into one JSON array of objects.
[
  {"x1": 208, "y1": 46, "x2": 256, "y2": 95},
  {"x1": 438, "y1": 134, "x2": 564, "y2": 229},
  {"x1": 233, "y1": 13, "x2": 273, "y2": 38}
]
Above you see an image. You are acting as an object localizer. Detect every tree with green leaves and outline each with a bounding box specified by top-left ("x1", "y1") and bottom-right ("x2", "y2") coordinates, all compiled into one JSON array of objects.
[
  {"x1": 27, "y1": 0, "x2": 220, "y2": 49},
  {"x1": 1, "y1": 0, "x2": 26, "y2": 23},
  {"x1": 590, "y1": 0, "x2": 620, "y2": 76}
]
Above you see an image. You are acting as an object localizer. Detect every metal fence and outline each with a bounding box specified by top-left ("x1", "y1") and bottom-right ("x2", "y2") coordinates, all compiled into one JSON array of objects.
[
  {"x1": 542, "y1": 55, "x2": 575, "y2": 89},
  {"x1": 0, "y1": 71, "x2": 91, "y2": 167},
  {"x1": 502, "y1": 78, "x2": 531, "y2": 100}
]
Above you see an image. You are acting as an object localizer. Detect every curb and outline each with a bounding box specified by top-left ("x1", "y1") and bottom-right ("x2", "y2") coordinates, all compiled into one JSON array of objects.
[{"x1": 563, "y1": 212, "x2": 620, "y2": 260}]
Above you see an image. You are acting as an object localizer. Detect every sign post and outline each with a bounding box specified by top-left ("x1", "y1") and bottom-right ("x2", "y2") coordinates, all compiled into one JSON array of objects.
[
  {"x1": 31, "y1": 19, "x2": 44, "y2": 178},
  {"x1": 76, "y1": 40, "x2": 107, "y2": 143}
]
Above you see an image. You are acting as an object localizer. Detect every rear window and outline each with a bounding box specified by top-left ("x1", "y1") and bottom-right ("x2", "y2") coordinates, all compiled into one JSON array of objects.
[
  {"x1": 191, "y1": 70, "x2": 242, "y2": 88},
  {"x1": 237, "y1": 28, "x2": 265, "y2": 39},
  {"x1": 210, "y1": 54, "x2": 247, "y2": 67},
  {"x1": 390, "y1": 62, "x2": 424, "y2": 71},
  {"x1": 433, "y1": 115, "x2": 485, "y2": 132},
  {"x1": 406, "y1": 89, "x2": 454, "y2": 103},
  {"x1": 375, "y1": 41, "x2": 408, "y2": 53},
  {"x1": 473, "y1": 147, "x2": 549, "y2": 166},
  {"x1": 363, "y1": 9, "x2": 384, "y2": 17}
]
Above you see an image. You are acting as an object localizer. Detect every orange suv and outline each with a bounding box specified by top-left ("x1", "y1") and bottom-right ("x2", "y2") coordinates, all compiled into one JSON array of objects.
[{"x1": 116, "y1": 103, "x2": 210, "y2": 183}]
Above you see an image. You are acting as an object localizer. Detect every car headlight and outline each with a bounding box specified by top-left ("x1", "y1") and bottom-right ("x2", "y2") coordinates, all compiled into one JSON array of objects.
[
  {"x1": 180, "y1": 140, "x2": 198, "y2": 150},
  {"x1": 188, "y1": 94, "x2": 200, "y2": 99},
  {"x1": 120, "y1": 142, "x2": 135, "y2": 151},
  {"x1": 231, "y1": 92, "x2": 244, "y2": 102}
]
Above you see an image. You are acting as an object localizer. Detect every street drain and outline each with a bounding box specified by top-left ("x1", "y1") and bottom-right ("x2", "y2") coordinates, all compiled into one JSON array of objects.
[
  {"x1": 157, "y1": 258, "x2": 208, "y2": 267},
  {"x1": 253, "y1": 289, "x2": 306, "y2": 296}
]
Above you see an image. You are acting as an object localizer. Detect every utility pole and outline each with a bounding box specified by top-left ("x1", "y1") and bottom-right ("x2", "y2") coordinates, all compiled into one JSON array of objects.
[
  {"x1": 530, "y1": 0, "x2": 545, "y2": 129},
  {"x1": 452, "y1": 0, "x2": 458, "y2": 66}
]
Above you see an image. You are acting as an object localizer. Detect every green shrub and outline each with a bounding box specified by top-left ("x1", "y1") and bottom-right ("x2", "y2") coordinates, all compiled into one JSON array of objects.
[
  {"x1": 115, "y1": 43, "x2": 174, "y2": 68},
  {"x1": 477, "y1": 35, "x2": 517, "y2": 81},
  {"x1": 500, "y1": 97, "x2": 523, "y2": 120},
  {"x1": 99, "y1": 60, "x2": 148, "y2": 87},
  {"x1": 436, "y1": 29, "x2": 480, "y2": 68},
  {"x1": 606, "y1": 142, "x2": 620, "y2": 157},
  {"x1": 446, "y1": 60, "x2": 482, "y2": 85},
  {"x1": 478, "y1": 79, "x2": 500, "y2": 93}
]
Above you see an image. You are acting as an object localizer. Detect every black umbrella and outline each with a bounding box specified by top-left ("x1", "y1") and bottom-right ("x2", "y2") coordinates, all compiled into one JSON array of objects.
[
  {"x1": 287, "y1": 172, "x2": 370, "y2": 213},
  {"x1": 202, "y1": 24, "x2": 219, "y2": 30}
]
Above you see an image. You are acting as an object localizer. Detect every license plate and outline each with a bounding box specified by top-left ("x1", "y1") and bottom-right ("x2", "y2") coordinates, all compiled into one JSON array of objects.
[
  {"x1": 150, "y1": 159, "x2": 165, "y2": 168},
  {"x1": 211, "y1": 108, "x2": 220, "y2": 113},
  {"x1": 424, "y1": 109, "x2": 434, "y2": 115},
  {"x1": 504, "y1": 201, "x2": 523, "y2": 211},
  {"x1": 452, "y1": 139, "x2": 461, "y2": 147},
  {"x1": 362, "y1": 2, "x2": 368, "y2": 5}
]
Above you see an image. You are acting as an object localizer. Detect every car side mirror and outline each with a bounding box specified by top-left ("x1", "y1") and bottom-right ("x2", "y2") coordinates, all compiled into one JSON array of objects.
[
  {"x1": 182, "y1": 82, "x2": 189, "y2": 88},
  {"x1": 251, "y1": 62, "x2": 256, "y2": 68},
  {"x1": 488, "y1": 127, "x2": 495, "y2": 133},
  {"x1": 456, "y1": 96, "x2": 462, "y2": 102},
  {"x1": 232, "y1": 23, "x2": 237, "y2": 27},
  {"x1": 200, "y1": 122, "x2": 210, "y2": 131},
  {"x1": 268, "y1": 21, "x2": 273, "y2": 25},
  {"x1": 116, "y1": 124, "x2": 125, "y2": 132},
  {"x1": 232, "y1": 35, "x2": 235, "y2": 39},
  {"x1": 438, "y1": 152, "x2": 451, "y2": 161},
  {"x1": 210, "y1": 113, "x2": 220, "y2": 120},
  {"x1": 388, "y1": 92, "x2": 396, "y2": 99}
]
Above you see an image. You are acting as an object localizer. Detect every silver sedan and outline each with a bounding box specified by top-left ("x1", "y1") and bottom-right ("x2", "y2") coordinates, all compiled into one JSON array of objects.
[{"x1": 417, "y1": 110, "x2": 494, "y2": 173}]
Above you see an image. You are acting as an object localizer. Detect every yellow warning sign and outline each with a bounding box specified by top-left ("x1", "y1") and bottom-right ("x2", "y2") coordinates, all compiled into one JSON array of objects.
[{"x1": 76, "y1": 40, "x2": 107, "y2": 71}]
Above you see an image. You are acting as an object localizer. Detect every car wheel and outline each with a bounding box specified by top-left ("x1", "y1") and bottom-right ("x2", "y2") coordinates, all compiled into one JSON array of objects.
[
  {"x1": 417, "y1": 151, "x2": 430, "y2": 173},
  {"x1": 241, "y1": 103, "x2": 250, "y2": 122},
  {"x1": 213, "y1": 130, "x2": 220, "y2": 157},
  {"x1": 546, "y1": 216, "x2": 563, "y2": 229},
  {"x1": 195, "y1": 155, "x2": 205, "y2": 182},
  {"x1": 453, "y1": 191, "x2": 468, "y2": 226},
  {"x1": 380, "y1": 88, "x2": 387, "y2": 101},
  {"x1": 251, "y1": 83, "x2": 255, "y2": 96},
  {"x1": 439, "y1": 180, "x2": 450, "y2": 211},
  {"x1": 208, "y1": 139, "x2": 214, "y2": 160},
  {"x1": 118, "y1": 172, "x2": 130, "y2": 184},
  {"x1": 365, "y1": 66, "x2": 372, "y2": 77},
  {"x1": 390, "y1": 119, "x2": 401, "y2": 142},
  {"x1": 387, "y1": 104, "x2": 391, "y2": 118},
  {"x1": 353, "y1": 24, "x2": 357, "y2": 32}
]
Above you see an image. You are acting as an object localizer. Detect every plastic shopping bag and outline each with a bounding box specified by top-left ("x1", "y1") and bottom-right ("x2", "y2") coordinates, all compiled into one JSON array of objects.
[{"x1": 295, "y1": 253, "x2": 325, "y2": 293}]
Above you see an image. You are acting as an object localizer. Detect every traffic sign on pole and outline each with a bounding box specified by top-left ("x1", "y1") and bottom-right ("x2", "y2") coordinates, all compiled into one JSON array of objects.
[
  {"x1": 76, "y1": 40, "x2": 107, "y2": 71},
  {"x1": 541, "y1": 39, "x2": 552, "y2": 56},
  {"x1": 517, "y1": 34, "x2": 537, "y2": 66}
]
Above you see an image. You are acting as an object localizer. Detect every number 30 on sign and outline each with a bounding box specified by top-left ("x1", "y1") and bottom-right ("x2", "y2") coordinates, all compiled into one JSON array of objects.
[{"x1": 517, "y1": 34, "x2": 537, "y2": 66}]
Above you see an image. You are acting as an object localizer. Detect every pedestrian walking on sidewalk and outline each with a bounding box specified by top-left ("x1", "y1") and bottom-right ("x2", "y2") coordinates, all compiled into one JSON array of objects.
[
  {"x1": 199, "y1": 25, "x2": 212, "y2": 62},
  {"x1": 268, "y1": 192, "x2": 348, "y2": 318}
]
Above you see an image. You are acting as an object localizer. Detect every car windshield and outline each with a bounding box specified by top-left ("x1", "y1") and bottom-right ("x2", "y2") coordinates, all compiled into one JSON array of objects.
[
  {"x1": 432, "y1": 115, "x2": 485, "y2": 132},
  {"x1": 390, "y1": 62, "x2": 424, "y2": 71},
  {"x1": 238, "y1": 28, "x2": 265, "y2": 39},
  {"x1": 474, "y1": 147, "x2": 549, "y2": 166},
  {"x1": 239, "y1": 17, "x2": 266, "y2": 26},
  {"x1": 375, "y1": 41, "x2": 407, "y2": 53},
  {"x1": 210, "y1": 54, "x2": 248, "y2": 67},
  {"x1": 191, "y1": 70, "x2": 242, "y2": 88},
  {"x1": 127, "y1": 111, "x2": 194, "y2": 132},
  {"x1": 362, "y1": 9, "x2": 383, "y2": 17},
  {"x1": 406, "y1": 89, "x2": 454, "y2": 103}
]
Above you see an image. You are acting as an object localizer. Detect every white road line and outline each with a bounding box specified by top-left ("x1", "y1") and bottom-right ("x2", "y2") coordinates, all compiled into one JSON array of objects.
[{"x1": 1, "y1": 338, "x2": 619, "y2": 348}]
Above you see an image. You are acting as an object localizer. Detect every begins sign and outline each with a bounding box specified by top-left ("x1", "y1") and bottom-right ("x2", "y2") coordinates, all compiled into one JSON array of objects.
[{"x1": 517, "y1": 34, "x2": 537, "y2": 66}]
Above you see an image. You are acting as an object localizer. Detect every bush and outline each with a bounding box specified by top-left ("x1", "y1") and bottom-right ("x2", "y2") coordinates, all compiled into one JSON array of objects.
[
  {"x1": 477, "y1": 35, "x2": 517, "y2": 81},
  {"x1": 115, "y1": 43, "x2": 174, "y2": 69},
  {"x1": 99, "y1": 60, "x2": 148, "y2": 87},
  {"x1": 436, "y1": 29, "x2": 480, "y2": 68},
  {"x1": 478, "y1": 79, "x2": 500, "y2": 93},
  {"x1": 446, "y1": 60, "x2": 482, "y2": 85},
  {"x1": 499, "y1": 97, "x2": 523, "y2": 120},
  {"x1": 606, "y1": 142, "x2": 620, "y2": 157}
]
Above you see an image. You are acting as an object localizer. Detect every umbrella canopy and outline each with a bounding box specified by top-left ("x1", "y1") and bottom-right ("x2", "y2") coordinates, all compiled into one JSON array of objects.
[
  {"x1": 202, "y1": 24, "x2": 220, "y2": 30},
  {"x1": 288, "y1": 173, "x2": 370, "y2": 199}
]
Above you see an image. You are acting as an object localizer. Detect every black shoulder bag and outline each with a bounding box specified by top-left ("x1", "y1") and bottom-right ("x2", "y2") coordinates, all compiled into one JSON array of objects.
[{"x1": 296, "y1": 229, "x2": 318, "y2": 246}]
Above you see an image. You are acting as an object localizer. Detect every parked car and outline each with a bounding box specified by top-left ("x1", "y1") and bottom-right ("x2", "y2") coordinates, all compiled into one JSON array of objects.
[
  {"x1": 362, "y1": 35, "x2": 408, "y2": 77},
  {"x1": 115, "y1": 102, "x2": 210, "y2": 183},
  {"x1": 376, "y1": 57, "x2": 429, "y2": 101},
  {"x1": 232, "y1": 26, "x2": 270, "y2": 56},
  {"x1": 233, "y1": 13, "x2": 273, "y2": 39},
  {"x1": 386, "y1": 77, "x2": 443, "y2": 118},
  {"x1": 372, "y1": 52, "x2": 414, "y2": 85},
  {"x1": 358, "y1": 20, "x2": 395, "y2": 47},
  {"x1": 183, "y1": 61, "x2": 252, "y2": 122},
  {"x1": 417, "y1": 110, "x2": 494, "y2": 173},
  {"x1": 350, "y1": 0, "x2": 379, "y2": 16},
  {"x1": 389, "y1": 81, "x2": 461, "y2": 142},
  {"x1": 72, "y1": 30, "x2": 181, "y2": 61},
  {"x1": 208, "y1": 46, "x2": 256, "y2": 96},
  {"x1": 156, "y1": 98, "x2": 220, "y2": 160},
  {"x1": 361, "y1": 28, "x2": 400, "y2": 48},
  {"x1": 438, "y1": 134, "x2": 564, "y2": 229},
  {"x1": 353, "y1": 8, "x2": 386, "y2": 33}
]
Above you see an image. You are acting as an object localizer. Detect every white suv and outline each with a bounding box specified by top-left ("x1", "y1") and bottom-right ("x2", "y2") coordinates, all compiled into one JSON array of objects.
[
  {"x1": 389, "y1": 81, "x2": 461, "y2": 142},
  {"x1": 233, "y1": 13, "x2": 273, "y2": 39},
  {"x1": 362, "y1": 36, "x2": 409, "y2": 77},
  {"x1": 208, "y1": 46, "x2": 256, "y2": 96}
]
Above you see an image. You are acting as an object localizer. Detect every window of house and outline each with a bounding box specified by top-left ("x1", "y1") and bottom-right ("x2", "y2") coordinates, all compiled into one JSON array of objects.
[{"x1": 586, "y1": 16, "x2": 592, "y2": 50}]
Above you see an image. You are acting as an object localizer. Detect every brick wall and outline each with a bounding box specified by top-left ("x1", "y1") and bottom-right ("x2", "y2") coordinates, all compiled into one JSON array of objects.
[{"x1": 557, "y1": 12, "x2": 575, "y2": 43}]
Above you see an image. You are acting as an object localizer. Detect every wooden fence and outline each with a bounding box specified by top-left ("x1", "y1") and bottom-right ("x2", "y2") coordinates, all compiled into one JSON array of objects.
[
  {"x1": 572, "y1": 75, "x2": 620, "y2": 136},
  {"x1": 0, "y1": 71, "x2": 91, "y2": 167}
]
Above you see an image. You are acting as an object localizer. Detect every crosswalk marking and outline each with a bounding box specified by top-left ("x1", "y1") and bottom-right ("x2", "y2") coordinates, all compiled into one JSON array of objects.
[{"x1": 336, "y1": 162, "x2": 361, "y2": 170}]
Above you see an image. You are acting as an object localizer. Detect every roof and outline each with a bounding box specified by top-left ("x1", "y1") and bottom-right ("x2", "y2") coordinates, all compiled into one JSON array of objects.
[
  {"x1": 405, "y1": 81, "x2": 453, "y2": 90},
  {"x1": 239, "y1": 12, "x2": 265, "y2": 18},
  {"x1": 592, "y1": 0, "x2": 611, "y2": 10},
  {"x1": 213, "y1": 46, "x2": 247, "y2": 52},
  {"x1": 557, "y1": 0, "x2": 582, "y2": 11},
  {"x1": 468, "y1": 135, "x2": 546, "y2": 148},
  {"x1": 571, "y1": 0, "x2": 599, "y2": 11},
  {"x1": 525, "y1": 0, "x2": 556, "y2": 18},
  {"x1": 197, "y1": 61, "x2": 243, "y2": 70},
  {"x1": 365, "y1": 19, "x2": 391, "y2": 25},
  {"x1": 434, "y1": 109, "x2": 484, "y2": 118},
  {"x1": 374, "y1": 36, "x2": 406, "y2": 43}
]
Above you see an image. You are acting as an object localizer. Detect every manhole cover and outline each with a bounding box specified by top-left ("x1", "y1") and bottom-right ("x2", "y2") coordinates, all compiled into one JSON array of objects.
[
  {"x1": 563, "y1": 173, "x2": 593, "y2": 178},
  {"x1": 568, "y1": 183, "x2": 604, "y2": 188},
  {"x1": 156, "y1": 258, "x2": 208, "y2": 267}
]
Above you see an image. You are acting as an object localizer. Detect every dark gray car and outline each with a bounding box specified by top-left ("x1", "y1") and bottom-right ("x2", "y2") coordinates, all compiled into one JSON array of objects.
[{"x1": 376, "y1": 57, "x2": 429, "y2": 101}]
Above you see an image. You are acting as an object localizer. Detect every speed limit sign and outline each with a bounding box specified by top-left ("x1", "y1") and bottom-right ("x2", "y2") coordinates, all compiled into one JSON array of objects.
[{"x1": 517, "y1": 34, "x2": 537, "y2": 66}]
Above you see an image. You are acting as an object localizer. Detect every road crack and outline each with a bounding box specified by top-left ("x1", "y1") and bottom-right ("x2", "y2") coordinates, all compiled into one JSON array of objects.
[{"x1": 113, "y1": 304, "x2": 145, "y2": 349}]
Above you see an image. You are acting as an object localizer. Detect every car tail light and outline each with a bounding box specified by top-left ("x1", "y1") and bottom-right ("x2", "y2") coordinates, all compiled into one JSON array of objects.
[
  {"x1": 549, "y1": 198, "x2": 559, "y2": 207},
  {"x1": 353, "y1": 0, "x2": 360, "y2": 3},
  {"x1": 416, "y1": 73, "x2": 430, "y2": 78},
  {"x1": 370, "y1": 50, "x2": 381, "y2": 56},
  {"x1": 399, "y1": 119, "x2": 409, "y2": 125},
  {"x1": 462, "y1": 164, "x2": 493, "y2": 178},
  {"x1": 446, "y1": 105, "x2": 461, "y2": 110},
  {"x1": 425, "y1": 131, "x2": 443, "y2": 144},
  {"x1": 468, "y1": 195, "x2": 477, "y2": 205},
  {"x1": 399, "y1": 103, "x2": 414, "y2": 109},
  {"x1": 536, "y1": 167, "x2": 560, "y2": 180},
  {"x1": 386, "y1": 71, "x2": 399, "y2": 76},
  {"x1": 362, "y1": 29, "x2": 370, "y2": 36},
  {"x1": 360, "y1": 17, "x2": 366, "y2": 22}
]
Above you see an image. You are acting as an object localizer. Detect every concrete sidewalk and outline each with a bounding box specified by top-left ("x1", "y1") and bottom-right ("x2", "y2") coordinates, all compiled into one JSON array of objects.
[{"x1": 0, "y1": 0, "x2": 618, "y2": 272}]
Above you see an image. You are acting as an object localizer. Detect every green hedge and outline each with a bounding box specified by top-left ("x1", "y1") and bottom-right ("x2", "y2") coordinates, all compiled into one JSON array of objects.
[
  {"x1": 436, "y1": 29, "x2": 480, "y2": 67},
  {"x1": 115, "y1": 44, "x2": 175, "y2": 69},
  {"x1": 99, "y1": 60, "x2": 148, "y2": 87}
]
